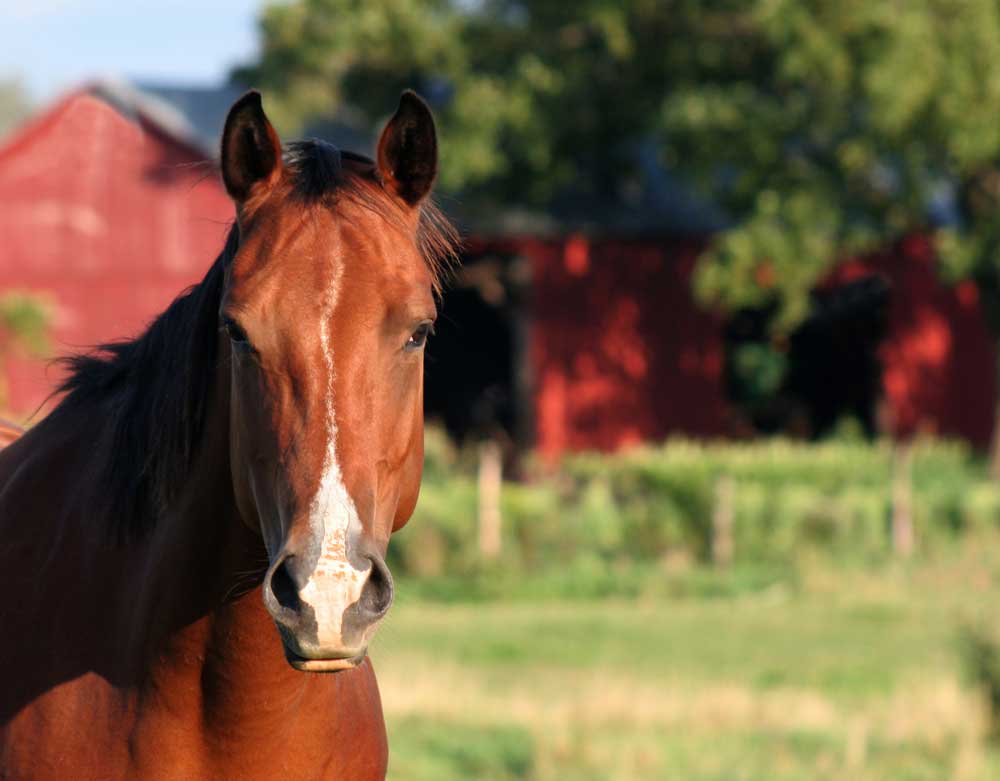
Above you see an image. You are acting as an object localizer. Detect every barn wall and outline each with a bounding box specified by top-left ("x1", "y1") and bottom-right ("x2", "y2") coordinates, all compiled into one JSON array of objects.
[
  {"x1": 0, "y1": 92, "x2": 233, "y2": 415},
  {"x1": 832, "y1": 237, "x2": 997, "y2": 448},
  {"x1": 527, "y1": 235, "x2": 732, "y2": 457},
  {"x1": 529, "y1": 234, "x2": 998, "y2": 456}
]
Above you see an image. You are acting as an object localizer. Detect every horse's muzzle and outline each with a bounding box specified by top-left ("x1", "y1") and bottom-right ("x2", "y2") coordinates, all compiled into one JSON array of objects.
[{"x1": 263, "y1": 548, "x2": 394, "y2": 670}]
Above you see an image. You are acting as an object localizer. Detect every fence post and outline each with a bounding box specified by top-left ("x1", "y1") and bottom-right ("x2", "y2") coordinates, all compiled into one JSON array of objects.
[
  {"x1": 478, "y1": 439, "x2": 503, "y2": 559},
  {"x1": 891, "y1": 440, "x2": 915, "y2": 557},
  {"x1": 712, "y1": 474, "x2": 735, "y2": 568}
]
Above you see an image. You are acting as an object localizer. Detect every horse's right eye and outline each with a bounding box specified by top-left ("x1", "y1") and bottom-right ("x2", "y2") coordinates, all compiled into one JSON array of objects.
[
  {"x1": 223, "y1": 317, "x2": 251, "y2": 347},
  {"x1": 405, "y1": 322, "x2": 434, "y2": 352}
]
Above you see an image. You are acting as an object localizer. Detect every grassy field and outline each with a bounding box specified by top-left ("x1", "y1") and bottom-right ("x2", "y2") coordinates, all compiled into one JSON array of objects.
[{"x1": 371, "y1": 534, "x2": 1000, "y2": 780}]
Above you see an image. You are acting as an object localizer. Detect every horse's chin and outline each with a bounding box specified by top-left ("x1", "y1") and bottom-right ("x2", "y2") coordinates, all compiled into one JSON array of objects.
[{"x1": 282, "y1": 644, "x2": 367, "y2": 673}]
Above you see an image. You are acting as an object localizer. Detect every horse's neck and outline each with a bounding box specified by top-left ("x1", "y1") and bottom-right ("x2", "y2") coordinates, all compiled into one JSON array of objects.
[
  {"x1": 131, "y1": 364, "x2": 318, "y2": 716},
  {"x1": 0, "y1": 349, "x2": 388, "y2": 775},
  {"x1": 128, "y1": 396, "x2": 373, "y2": 766}
]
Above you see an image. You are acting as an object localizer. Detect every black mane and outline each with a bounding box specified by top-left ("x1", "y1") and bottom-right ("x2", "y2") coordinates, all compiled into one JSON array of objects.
[{"x1": 52, "y1": 227, "x2": 236, "y2": 543}]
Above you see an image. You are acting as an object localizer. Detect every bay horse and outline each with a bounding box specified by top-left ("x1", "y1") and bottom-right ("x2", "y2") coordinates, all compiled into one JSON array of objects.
[{"x1": 0, "y1": 90, "x2": 456, "y2": 779}]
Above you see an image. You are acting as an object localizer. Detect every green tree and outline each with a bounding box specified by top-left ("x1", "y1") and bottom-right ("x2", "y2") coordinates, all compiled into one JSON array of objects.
[
  {"x1": 234, "y1": 1, "x2": 690, "y2": 208},
  {"x1": 0, "y1": 78, "x2": 31, "y2": 139},
  {"x1": 0, "y1": 291, "x2": 51, "y2": 411},
  {"x1": 668, "y1": 1, "x2": 1000, "y2": 467},
  {"x1": 238, "y1": 0, "x2": 1000, "y2": 461}
]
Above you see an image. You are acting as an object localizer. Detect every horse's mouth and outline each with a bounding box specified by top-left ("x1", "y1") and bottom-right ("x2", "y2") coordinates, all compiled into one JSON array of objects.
[{"x1": 282, "y1": 644, "x2": 366, "y2": 673}]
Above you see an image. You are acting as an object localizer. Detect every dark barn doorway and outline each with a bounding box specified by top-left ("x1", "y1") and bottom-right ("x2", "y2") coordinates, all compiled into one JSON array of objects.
[
  {"x1": 724, "y1": 275, "x2": 890, "y2": 438},
  {"x1": 423, "y1": 249, "x2": 531, "y2": 449}
]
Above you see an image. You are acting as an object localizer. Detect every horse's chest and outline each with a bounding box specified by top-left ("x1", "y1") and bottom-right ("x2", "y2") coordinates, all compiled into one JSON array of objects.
[
  {"x1": 2, "y1": 682, "x2": 387, "y2": 781},
  {"x1": 1, "y1": 616, "x2": 388, "y2": 780},
  {"x1": 129, "y1": 710, "x2": 388, "y2": 781},
  {"x1": 0, "y1": 674, "x2": 131, "y2": 779}
]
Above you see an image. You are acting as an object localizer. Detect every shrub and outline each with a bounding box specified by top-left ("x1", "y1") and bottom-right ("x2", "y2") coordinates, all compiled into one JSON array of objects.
[
  {"x1": 959, "y1": 619, "x2": 1000, "y2": 741},
  {"x1": 389, "y1": 433, "x2": 1000, "y2": 583}
]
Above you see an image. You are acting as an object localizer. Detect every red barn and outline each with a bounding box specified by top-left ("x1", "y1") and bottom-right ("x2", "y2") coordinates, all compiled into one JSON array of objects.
[
  {"x1": 831, "y1": 237, "x2": 996, "y2": 448},
  {"x1": 0, "y1": 82, "x2": 235, "y2": 416},
  {"x1": 0, "y1": 83, "x2": 996, "y2": 453},
  {"x1": 435, "y1": 232, "x2": 996, "y2": 457}
]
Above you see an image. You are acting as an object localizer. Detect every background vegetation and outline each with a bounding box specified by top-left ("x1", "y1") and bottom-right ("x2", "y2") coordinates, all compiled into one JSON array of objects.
[
  {"x1": 366, "y1": 430, "x2": 1000, "y2": 779},
  {"x1": 392, "y1": 429, "x2": 1000, "y2": 593},
  {"x1": 378, "y1": 486, "x2": 1000, "y2": 780},
  {"x1": 0, "y1": 78, "x2": 30, "y2": 139},
  {"x1": 237, "y1": 0, "x2": 1000, "y2": 461},
  {"x1": 0, "y1": 291, "x2": 51, "y2": 412}
]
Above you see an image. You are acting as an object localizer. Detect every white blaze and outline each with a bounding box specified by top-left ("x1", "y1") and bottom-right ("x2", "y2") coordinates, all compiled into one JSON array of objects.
[{"x1": 298, "y1": 268, "x2": 370, "y2": 648}]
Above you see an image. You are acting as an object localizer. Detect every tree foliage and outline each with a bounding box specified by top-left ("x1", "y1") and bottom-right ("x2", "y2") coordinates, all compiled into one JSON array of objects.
[
  {"x1": 0, "y1": 78, "x2": 31, "y2": 140},
  {"x1": 679, "y1": 0, "x2": 1000, "y2": 334},
  {"x1": 237, "y1": 0, "x2": 1000, "y2": 338},
  {"x1": 0, "y1": 291, "x2": 52, "y2": 412},
  {"x1": 236, "y1": 1, "x2": 688, "y2": 208},
  {"x1": 0, "y1": 292, "x2": 50, "y2": 357}
]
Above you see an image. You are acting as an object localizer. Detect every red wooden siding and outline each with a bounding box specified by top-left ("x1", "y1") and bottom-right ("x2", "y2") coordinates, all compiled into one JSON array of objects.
[
  {"x1": 528, "y1": 235, "x2": 732, "y2": 457},
  {"x1": 0, "y1": 91, "x2": 233, "y2": 415},
  {"x1": 831, "y1": 237, "x2": 997, "y2": 448},
  {"x1": 528, "y1": 234, "x2": 997, "y2": 456}
]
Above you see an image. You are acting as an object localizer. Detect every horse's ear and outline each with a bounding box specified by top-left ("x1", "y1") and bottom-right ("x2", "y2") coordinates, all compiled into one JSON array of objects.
[
  {"x1": 220, "y1": 91, "x2": 283, "y2": 205},
  {"x1": 377, "y1": 91, "x2": 438, "y2": 206}
]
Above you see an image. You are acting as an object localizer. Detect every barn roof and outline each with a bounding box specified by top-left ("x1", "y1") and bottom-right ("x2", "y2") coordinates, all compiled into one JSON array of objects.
[
  {"x1": 0, "y1": 80, "x2": 231, "y2": 164},
  {"x1": 94, "y1": 80, "x2": 244, "y2": 157},
  {"x1": 102, "y1": 82, "x2": 726, "y2": 237},
  {"x1": 0, "y1": 80, "x2": 725, "y2": 238},
  {"x1": 133, "y1": 81, "x2": 374, "y2": 162},
  {"x1": 0, "y1": 80, "x2": 374, "y2": 164}
]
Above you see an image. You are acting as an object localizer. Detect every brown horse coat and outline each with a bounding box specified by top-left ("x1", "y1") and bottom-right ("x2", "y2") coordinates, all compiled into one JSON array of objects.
[{"x1": 0, "y1": 91, "x2": 455, "y2": 780}]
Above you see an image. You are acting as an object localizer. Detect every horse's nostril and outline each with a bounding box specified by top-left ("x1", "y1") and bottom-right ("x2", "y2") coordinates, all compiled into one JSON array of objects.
[
  {"x1": 270, "y1": 556, "x2": 301, "y2": 613},
  {"x1": 359, "y1": 555, "x2": 394, "y2": 620}
]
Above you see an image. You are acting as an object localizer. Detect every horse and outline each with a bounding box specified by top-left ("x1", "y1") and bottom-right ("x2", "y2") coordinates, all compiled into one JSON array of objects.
[{"x1": 0, "y1": 89, "x2": 456, "y2": 779}]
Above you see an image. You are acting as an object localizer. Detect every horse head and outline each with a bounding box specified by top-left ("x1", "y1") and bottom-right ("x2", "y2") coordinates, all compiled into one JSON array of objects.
[{"x1": 218, "y1": 91, "x2": 452, "y2": 671}]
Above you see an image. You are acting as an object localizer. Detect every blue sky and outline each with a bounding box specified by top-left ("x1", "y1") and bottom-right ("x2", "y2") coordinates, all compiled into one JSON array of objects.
[{"x1": 0, "y1": 0, "x2": 261, "y2": 101}]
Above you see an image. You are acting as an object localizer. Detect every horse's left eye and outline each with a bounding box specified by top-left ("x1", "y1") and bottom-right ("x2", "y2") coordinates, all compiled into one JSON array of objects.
[
  {"x1": 222, "y1": 317, "x2": 252, "y2": 350},
  {"x1": 405, "y1": 322, "x2": 433, "y2": 352}
]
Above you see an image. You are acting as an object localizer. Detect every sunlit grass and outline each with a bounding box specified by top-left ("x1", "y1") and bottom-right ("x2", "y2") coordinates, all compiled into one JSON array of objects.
[{"x1": 373, "y1": 533, "x2": 1000, "y2": 780}]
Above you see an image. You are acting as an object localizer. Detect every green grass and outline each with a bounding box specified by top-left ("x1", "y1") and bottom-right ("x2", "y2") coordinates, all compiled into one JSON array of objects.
[
  {"x1": 373, "y1": 534, "x2": 1000, "y2": 780},
  {"x1": 388, "y1": 720, "x2": 534, "y2": 781}
]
